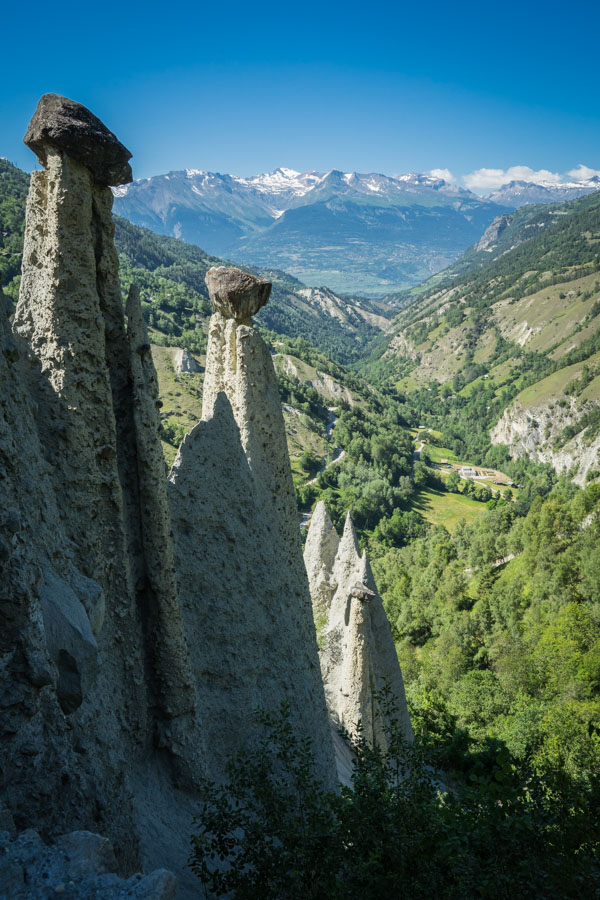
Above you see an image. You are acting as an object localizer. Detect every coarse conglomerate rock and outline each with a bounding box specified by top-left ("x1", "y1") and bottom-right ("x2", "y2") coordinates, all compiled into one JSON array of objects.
[
  {"x1": 1, "y1": 96, "x2": 338, "y2": 895},
  {"x1": 167, "y1": 267, "x2": 336, "y2": 786},
  {"x1": 204, "y1": 265, "x2": 271, "y2": 322},
  {"x1": 0, "y1": 829, "x2": 176, "y2": 899},
  {"x1": 304, "y1": 502, "x2": 413, "y2": 750}
]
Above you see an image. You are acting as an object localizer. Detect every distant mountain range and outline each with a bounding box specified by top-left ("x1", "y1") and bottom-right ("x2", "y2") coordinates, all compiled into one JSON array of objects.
[
  {"x1": 486, "y1": 177, "x2": 600, "y2": 207},
  {"x1": 113, "y1": 167, "x2": 599, "y2": 296},
  {"x1": 0, "y1": 158, "x2": 392, "y2": 366},
  {"x1": 112, "y1": 169, "x2": 510, "y2": 295}
]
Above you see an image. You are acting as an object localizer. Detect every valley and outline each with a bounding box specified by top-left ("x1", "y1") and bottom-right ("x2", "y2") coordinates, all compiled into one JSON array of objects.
[
  {"x1": 113, "y1": 167, "x2": 511, "y2": 295},
  {"x1": 3, "y1": 0, "x2": 600, "y2": 883}
]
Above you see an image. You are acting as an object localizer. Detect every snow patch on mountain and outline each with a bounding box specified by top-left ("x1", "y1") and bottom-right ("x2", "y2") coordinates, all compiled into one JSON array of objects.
[{"x1": 486, "y1": 178, "x2": 600, "y2": 208}]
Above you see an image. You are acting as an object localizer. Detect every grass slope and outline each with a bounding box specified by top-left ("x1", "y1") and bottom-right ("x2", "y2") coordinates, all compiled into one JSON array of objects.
[{"x1": 411, "y1": 487, "x2": 484, "y2": 531}]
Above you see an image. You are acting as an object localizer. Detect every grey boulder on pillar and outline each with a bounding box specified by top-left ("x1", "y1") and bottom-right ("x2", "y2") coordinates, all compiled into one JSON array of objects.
[
  {"x1": 205, "y1": 265, "x2": 271, "y2": 322},
  {"x1": 24, "y1": 93, "x2": 133, "y2": 186}
]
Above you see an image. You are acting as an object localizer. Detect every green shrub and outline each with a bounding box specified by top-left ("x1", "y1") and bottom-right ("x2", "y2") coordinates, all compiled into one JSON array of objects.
[{"x1": 189, "y1": 692, "x2": 600, "y2": 899}]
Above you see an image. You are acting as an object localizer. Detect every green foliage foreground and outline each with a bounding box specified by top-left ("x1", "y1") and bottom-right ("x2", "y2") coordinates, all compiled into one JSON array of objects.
[{"x1": 189, "y1": 694, "x2": 599, "y2": 899}]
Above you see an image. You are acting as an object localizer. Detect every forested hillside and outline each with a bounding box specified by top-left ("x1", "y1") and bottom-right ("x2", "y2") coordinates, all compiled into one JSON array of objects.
[
  {"x1": 373, "y1": 482, "x2": 600, "y2": 786},
  {"x1": 0, "y1": 160, "x2": 29, "y2": 288}
]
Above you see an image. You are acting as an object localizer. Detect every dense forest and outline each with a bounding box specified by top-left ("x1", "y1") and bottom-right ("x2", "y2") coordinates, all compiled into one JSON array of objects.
[
  {"x1": 0, "y1": 159, "x2": 29, "y2": 292},
  {"x1": 373, "y1": 483, "x2": 600, "y2": 783}
]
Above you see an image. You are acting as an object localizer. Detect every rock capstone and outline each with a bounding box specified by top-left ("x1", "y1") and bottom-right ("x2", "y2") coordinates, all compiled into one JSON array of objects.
[
  {"x1": 24, "y1": 93, "x2": 132, "y2": 186},
  {"x1": 205, "y1": 266, "x2": 271, "y2": 322}
]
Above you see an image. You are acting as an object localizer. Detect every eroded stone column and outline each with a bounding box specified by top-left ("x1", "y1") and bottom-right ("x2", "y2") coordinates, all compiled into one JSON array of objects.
[
  {"x1": 169, "y1": 266, "x2": 336, "y2": 786},
  {"x1": 304, "y1": 506, "x2": 413, "y2": 749},
  {"x1": 14, "y1": 94, "x2": 197, "y2": 787}
]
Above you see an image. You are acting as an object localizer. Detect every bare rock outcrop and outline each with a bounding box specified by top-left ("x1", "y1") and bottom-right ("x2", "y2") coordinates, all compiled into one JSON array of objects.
[
  {"x1": 475, "y1": 213, "x2": 512, "y2": 251},
  {"x1": 491, "y1": 398, "x2": 600, "y2": 485},
  {"x1": 304, "y1": 503, "x2": 413, "y2": 749},
  {"x1": 173, "y1": 347, "x2": 201, "y2": 374}
]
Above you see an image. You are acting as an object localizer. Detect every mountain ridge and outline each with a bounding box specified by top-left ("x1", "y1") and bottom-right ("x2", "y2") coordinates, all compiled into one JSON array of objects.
[
  {"x1": 487, "y1": 177, "x2": 600, "y2": 208},
  {"x1": 113, "y1": 167, "x2": 512, "y2": 295},
  {"x1": 0, "y1": 158, "x2": 389, "y2": 366}
]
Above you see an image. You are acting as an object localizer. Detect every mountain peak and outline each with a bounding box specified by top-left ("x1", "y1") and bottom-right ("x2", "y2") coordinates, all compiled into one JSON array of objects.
[
  {"x1": 486, "y1": 178, "x2": 599, "y2": 208},
  {"x1": 272, "y1": 166, "x2": 301, "y2": 177},
  {"x1": 113, "y1": 165, "x2": 509, "y2": 293}
]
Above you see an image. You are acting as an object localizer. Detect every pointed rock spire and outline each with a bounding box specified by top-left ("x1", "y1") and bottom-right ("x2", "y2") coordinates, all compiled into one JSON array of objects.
[
  {"x1": 332, "y1": 511, "x2": 362, "y2": 600},
  {"x1": 359, "y1": 550, "x2": 378, "y2": 593},
  {"x1": 126, "y1": 284, "x2": 196, "y2": 730},
  {"x1": 303, "y1": 501, "x2": 340, "y2": 622},
  {"x1": 305, "y1": 508, "x2": 413, "y2": 750}
]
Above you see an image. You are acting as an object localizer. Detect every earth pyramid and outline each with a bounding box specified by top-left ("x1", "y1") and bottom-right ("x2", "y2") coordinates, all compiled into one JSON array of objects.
[
  {"x1": 304, "y1": 502, "x2": 413, "y2": 748},
  {"x1": 0, "y1": 95, "x2": 335, "y2": 895}
]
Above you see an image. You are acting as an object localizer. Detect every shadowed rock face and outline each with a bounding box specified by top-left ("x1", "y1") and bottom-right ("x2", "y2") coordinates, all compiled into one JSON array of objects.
[
  {"x1": 24, "y1": 93, "x2": 132, "y2": 186},
  {"x1": 6, "y1": 96, "x2": 198, "y2": 882},
  {"x1": 205, "y1": 266, "x2": 271, "y2": 321},
  {"x1": 0, "y1": 829, "x2": 177, "y2": 899}
]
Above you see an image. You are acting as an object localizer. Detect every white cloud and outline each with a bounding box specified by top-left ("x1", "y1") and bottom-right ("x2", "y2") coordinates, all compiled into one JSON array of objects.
[
  {"x1": 462, "y1": 164, "x2": 600, "y2": 192},
  {"x1": 567, "y1": 164, "x2": 600, "y2": 182},
  {"x1": 462, "y1": 165, "x2": 564, "y2": 192},
  {"x1": 429, "y1": 168, "x2": 456, "y2": 184}
]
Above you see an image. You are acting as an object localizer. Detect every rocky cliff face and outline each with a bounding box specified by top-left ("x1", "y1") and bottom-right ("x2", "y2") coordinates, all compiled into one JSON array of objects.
[
  {"x1": 475, "y1": 213, "x2": 512, "y2": 251},
  {"x1": 491, "y1": 398, "x2": 600, "y2": 485},
  {"x1": 304, "y1": 502, "x2": 413, "y2": 748},
  {"x1": 1, "y1": 96, "x2": 336, "y2": 894}
]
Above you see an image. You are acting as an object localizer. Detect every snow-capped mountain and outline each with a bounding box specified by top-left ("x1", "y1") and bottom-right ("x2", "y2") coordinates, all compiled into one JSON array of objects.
[
  {"x1": 485, "y1": 177, "x2": 600, "y2": 208},
  {"x1": 113, "y1": 167, "x2": 509, "y2": 295}
]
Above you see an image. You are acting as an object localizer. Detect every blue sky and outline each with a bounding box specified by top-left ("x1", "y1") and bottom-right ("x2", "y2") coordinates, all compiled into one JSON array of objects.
[{"x1": 2, "y1": 0, "x2": 599, "y2": 188}]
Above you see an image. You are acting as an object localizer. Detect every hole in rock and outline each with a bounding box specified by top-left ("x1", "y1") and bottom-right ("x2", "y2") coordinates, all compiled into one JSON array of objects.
[{"x1": 56, "y1": 649, "x2": 83, "y2": 714}]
